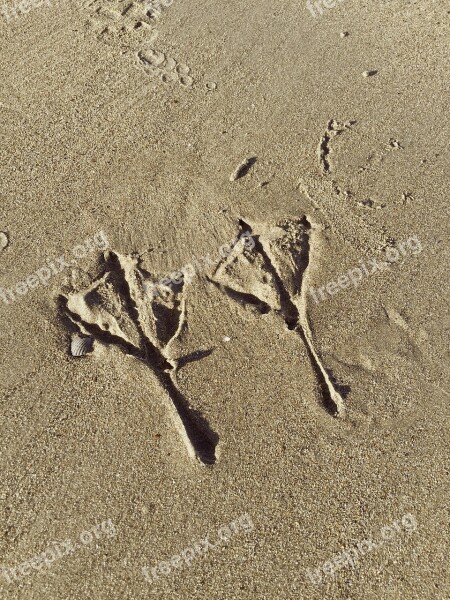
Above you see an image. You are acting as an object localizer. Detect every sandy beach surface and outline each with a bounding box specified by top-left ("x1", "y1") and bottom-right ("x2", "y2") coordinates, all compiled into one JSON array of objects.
[{"x1": 1, "y1": 0, "x2": 449, "y2": 598}]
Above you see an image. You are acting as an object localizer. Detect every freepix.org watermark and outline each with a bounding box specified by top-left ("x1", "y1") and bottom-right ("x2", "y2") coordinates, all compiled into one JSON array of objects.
[
  {"x1": 142, "y1": 513, "x2": 254, "y2": 584},
  {"x1": 143, "y1": 0, "x2": 173, "y2": 18},
  {"x1": 1, "y1": 0, "x2": 51, "y2": 21},
  {"x1": 305, "y1": 513, "x2": 417, "y2": 585},
  {"x1": 0, "y1": 230, "x2": 109, "y2": 307},
  {"x1": 306, "y1": 0, "x2": 346, "y2": 18},
  {"x1": 309, "y1": 235, "x2": 422, "y2": 305},
  {"x1": 144, "y1": 231, "x2": 255, "y2": 300},
  {"x1": 1, "y1": 519, "x2": 117, "y2": 585}
]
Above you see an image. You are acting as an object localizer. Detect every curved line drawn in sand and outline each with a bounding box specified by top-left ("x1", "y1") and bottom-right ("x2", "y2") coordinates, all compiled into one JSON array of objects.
[
  {"x1": 210, "y1": 217, "x2": 347, "y2": 417},
  {"x1": 317, "y1": 121, "x2": 401, "y2": 178},
  {"x1": 314, "y1": 123, "x2": 408, "y2": 213},
  {"x1": 59, "y1": 251, "x2": 218, "y2": 465},
  {"x1": 317, "y1": 119, "x2": 356, "y2": 175},
  {"x1": 355, "y1": 138, "x2": 404, "y2": 176}
]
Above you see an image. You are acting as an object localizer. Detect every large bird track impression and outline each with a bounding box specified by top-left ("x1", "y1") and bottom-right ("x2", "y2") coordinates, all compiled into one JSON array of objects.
[{"x1": 59, "y1": 251, "x2": 218, "y2": 466}]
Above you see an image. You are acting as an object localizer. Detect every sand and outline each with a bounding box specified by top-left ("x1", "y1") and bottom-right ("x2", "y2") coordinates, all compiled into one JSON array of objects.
[{"x1": 0, "y1": 0, "x2": 449, "y2": 598}]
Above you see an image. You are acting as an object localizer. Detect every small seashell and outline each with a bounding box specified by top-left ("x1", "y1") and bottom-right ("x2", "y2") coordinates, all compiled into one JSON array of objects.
[
  {"x1": 70, "y1": 334, "x2": 93, "y2": 357},
  {"x1": 0, "y1": 232, "x2": 9, "y2": 250},
  {"x1": 362, "y1": 70, "x2": 378, "y2": 77}
]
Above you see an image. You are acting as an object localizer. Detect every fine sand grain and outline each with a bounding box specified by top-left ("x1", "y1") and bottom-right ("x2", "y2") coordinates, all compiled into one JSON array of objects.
[{"x1": 1, "y1": 0, "x2": 449, "y2": 598}]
